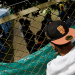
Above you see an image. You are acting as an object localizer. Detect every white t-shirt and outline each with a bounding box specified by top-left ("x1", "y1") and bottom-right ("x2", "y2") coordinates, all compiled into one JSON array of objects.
[
  {"x1": 46, "y1": 46, "x2": 75, "y2": 75},
  {"x1": 19, "y1": 25, "x2": 24, "y2": 37}
]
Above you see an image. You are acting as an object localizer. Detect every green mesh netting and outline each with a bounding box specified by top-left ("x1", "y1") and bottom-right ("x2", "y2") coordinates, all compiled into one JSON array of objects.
[
  {"x1": 0, "y1": 41, "x2": 58, "y2": 75},
  {"x1": 0, "y1": 25, "x2": 75, "y2": 75}
]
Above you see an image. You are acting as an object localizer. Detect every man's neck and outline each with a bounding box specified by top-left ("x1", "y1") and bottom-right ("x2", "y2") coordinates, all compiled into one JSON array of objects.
[{"x1": 59, "y1": 43, "x2": 74, "y2": 56}]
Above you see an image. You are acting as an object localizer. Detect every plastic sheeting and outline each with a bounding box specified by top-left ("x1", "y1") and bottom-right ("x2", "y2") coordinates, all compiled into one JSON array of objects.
[{"x1": 0, "y1": 25, "x2": 75, "y2": 75}]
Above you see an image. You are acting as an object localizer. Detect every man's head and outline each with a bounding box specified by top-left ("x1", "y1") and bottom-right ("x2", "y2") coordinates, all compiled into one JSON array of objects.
[
  {"x1": 19, "y1": 18, "x2": 24, "y2": 25},
  {"x1": 44, "y1": 21, "x2": 75, "y2": 53},
  {"x1": 24, "y1": 19, "x2": 31, "y2": 26}
]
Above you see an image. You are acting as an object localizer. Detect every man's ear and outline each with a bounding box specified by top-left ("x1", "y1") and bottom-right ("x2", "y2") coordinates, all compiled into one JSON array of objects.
[
  {"x1": 50, "y1": 43, "x2": 55, "y2": 48},
  {"x1": 50, "y1": 43, "x2": 57, "y2": 51}
]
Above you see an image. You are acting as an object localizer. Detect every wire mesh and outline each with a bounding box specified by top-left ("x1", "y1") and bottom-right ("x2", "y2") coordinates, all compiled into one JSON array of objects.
[{"x1": 0, "y1": 0, "x2": 75, "y2": 75}]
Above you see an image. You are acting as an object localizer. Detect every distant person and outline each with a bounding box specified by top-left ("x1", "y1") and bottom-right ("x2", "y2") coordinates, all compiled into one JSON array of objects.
[
  {"x1": 45, "y1": 13, "x2": 52, "y2": 23},
  {"x1": 58, "y1": 2, "x2": 63, "y2": 15},
  {"x1": 30, "y1": 19, "x2": 50, "y2": 53},
  {"x1": 42, "y1": 7, "x2": 51, "y2": 19},
  {"x1": 21, "y1": 19, "x2": 35, "y2": 53},
  {"x1": 31, "y1": 30, "x2": 49, "y2": 53},
  {"x1": 44, "y1": 7, "x2": 52, "y2": 22},
  {"x1": 59, "y1": 2, "x2": 63, "y2": 11},
  {"x1": 59, "y1": 6, "x2": 67, "y2": 21}
]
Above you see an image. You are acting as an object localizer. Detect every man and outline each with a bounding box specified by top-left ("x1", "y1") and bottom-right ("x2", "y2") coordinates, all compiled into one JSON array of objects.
[
  {"x1": 19, "y1": 18, "x2": 35, "y2": 53},
  {"x1": 59, "y1": 6, "x2": 67, "y2": 21},
  {"x1": 22, "y1": 19, "x2": 35, "y2": 53},
  {"x1": 44, "y1": 20, "x2": 75, "y2": 75},
  {"x1": 42, "y1": 7, "x2": 51, "y2": 18},
  {"x1": 31, "y1": 29, "x2": 49, "y2": 53}
]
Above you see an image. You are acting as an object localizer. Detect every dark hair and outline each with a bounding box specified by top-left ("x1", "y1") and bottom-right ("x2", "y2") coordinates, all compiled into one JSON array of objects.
[
  {"x1": 51, "y1": 42, "x2": 71, "y2": 49},
  {"x1": 19, "y1": 18, "x2": 24, "y2": 25},
  {"x1": 24, "y1": 19, "x2": 30, "y2": 26},
  {"x1": 61, "y1": 6, "x2": 64, "y2": 11}
]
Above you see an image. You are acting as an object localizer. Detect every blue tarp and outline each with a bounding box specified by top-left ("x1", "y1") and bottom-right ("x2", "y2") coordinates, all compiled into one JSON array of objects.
[
  {"x1": 0, "y1": 8, "x2": 11, "y2": 37},
  {"x1": 1, "y1": 21, "x2": 11, "y2": 37},
  {"x1": 0, "y1": 8, "x2": 9, "y2": 18},
  {"x1": 0, "y1": 8, "x2": 11, "y2": 62}
]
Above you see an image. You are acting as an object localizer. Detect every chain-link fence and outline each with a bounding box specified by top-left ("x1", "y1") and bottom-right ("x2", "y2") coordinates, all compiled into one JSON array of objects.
[{"x1": 0, "y1": 0, "x2": 75, "y2": 74}]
